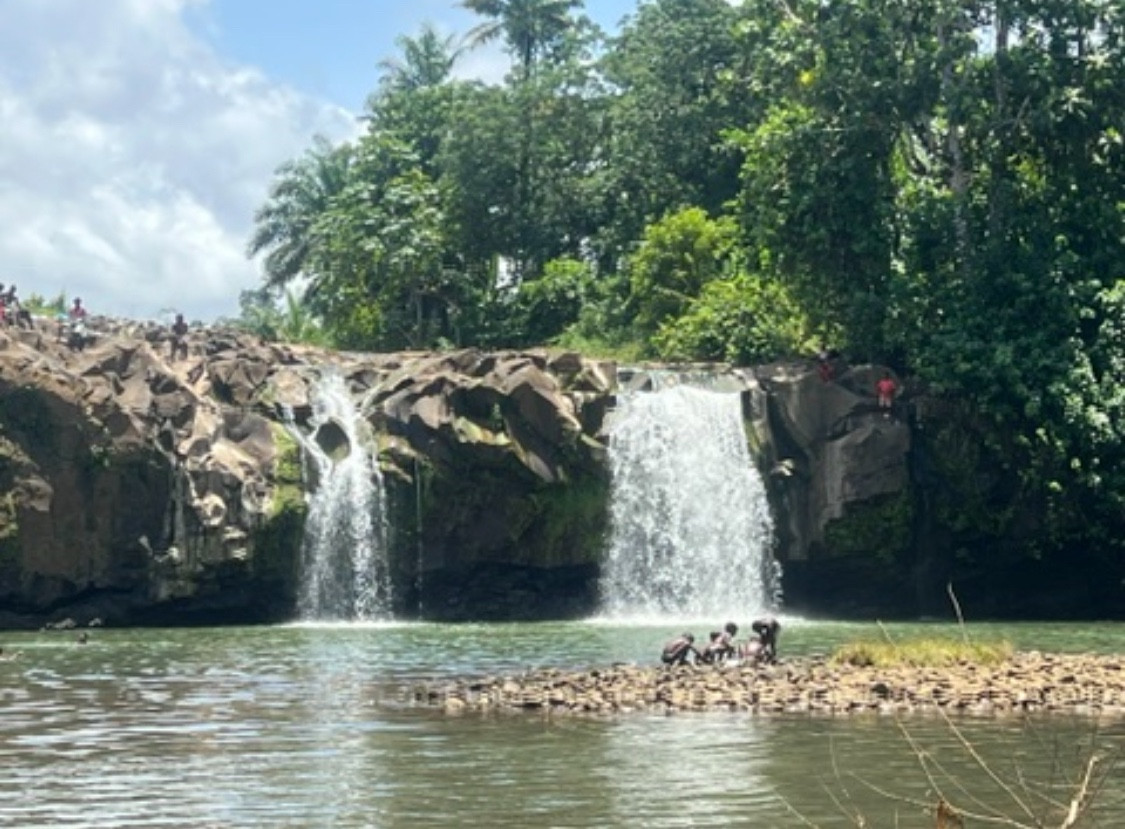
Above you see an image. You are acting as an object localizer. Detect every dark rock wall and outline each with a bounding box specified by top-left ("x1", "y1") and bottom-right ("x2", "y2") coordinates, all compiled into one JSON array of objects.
[
  {"x1": 0, "y1": 327, "x2": 621, "y2": 628},
  {"x1": 752, "y1": 362, "x2": 923, "y2": 617},
  {"x1": 0, "y1": 321, "x2": 304, "y2": 628},
  {"x1": 368, "y1": 350, "x2": 613, "y2": 621}
]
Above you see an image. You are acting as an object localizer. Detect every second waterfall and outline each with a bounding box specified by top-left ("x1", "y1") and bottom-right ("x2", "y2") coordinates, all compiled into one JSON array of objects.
[
  {"x1": 293, "y1": 373, "x2": 392, "y2": 621},
  {"x1": 599, "y1": 384, "x2": 781, "y2": 620}
]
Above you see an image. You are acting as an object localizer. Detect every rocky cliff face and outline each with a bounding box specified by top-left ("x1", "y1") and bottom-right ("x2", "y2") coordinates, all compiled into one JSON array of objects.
[
  {"x1": 0, "y1": 319, "x2": 621, "y2": 627},
  {"x1": 753, "y1": 362, "x2": 919, "y2": 617},
  {"x1": 0, "y1": 319, "x2": 306, "y2": 628},
  {"x1": 0, "y1": 317, "x2": 920, "y2": 628}
]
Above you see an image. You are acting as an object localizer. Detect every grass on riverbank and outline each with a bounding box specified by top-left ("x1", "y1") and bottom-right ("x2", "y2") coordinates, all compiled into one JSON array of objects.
[{"x1": 831, "y1": 635, "x2": 1014, "y2": 668}]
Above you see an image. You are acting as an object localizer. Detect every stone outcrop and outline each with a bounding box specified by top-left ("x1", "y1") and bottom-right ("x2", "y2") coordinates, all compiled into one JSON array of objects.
[
  {"x1": 0, "y1": 318, "x2": 305, "y2": 628},
  {"x1": 753, "y1": 361, "x2": 919, "y2": 617},
  {"x1": 0, "y1": 318, "x2": 617, "y2": 627},
  {"x1": 359, "y1": 348, "x2": 616, "y2": 620},
  {"x1": 758, "y1": 363, "x2": 911, "y2": 556},
  {"x1": 412, "y1": 652, "x2": 1125, "y2": 718}
]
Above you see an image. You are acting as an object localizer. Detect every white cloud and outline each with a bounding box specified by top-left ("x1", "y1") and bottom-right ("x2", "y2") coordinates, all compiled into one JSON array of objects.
[
  {"x1": 453, "y1": 44, "x2": 511, "y2": 87},
  {"x1": 0, "y1": 0, "x2": 357, "y2": 321}
]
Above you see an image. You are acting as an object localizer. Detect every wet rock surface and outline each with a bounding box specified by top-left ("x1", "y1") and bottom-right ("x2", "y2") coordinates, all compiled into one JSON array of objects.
[{"x1": 412, "y1": 652, "x2": 1125, "y2": 718}]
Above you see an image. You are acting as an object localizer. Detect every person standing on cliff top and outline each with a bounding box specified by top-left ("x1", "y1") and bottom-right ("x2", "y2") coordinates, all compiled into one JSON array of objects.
[
  {"x1": 169, "y1": 313, "x2": 189, "y2": 361},
  {"x1": 816, "y1": 343, "x2": 836, "y2": 382},
  {"x1": 876, "y1": 371, "x2": 897, "y2": 418},
  {"x1": 62, "y1": 297, "x2": 89, "y2": 350}
]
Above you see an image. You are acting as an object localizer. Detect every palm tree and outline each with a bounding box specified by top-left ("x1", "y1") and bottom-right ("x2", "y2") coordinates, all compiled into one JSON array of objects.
[
  {"x1": 460, "y1": 0, "x2": 580, "y2": 79},
  {"x1": 376, "y1": 24, "x2": 465, "y2": 94},
  {"x1": 247, "y1": 136, "x2": 353, "y2": 288},
  {"x1": 277, "y1": 289, "x2": 329, "y2": 345}
]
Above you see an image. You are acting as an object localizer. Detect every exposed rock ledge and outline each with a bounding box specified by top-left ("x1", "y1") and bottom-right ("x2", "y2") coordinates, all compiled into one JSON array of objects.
[{"x1": 413, "y1": 652, "x2": 1125, "y2": 718}]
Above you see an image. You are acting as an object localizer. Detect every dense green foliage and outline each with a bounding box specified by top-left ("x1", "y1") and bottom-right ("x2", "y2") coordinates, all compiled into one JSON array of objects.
[
  {"x1": 247, "y1": 0, "x2": 1124, "y2": 579},
  {"x1": 21, "y1": 292, "x2": 67, "y2": 318}
]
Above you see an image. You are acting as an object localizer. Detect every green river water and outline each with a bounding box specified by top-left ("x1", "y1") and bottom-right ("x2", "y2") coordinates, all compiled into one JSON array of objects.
[{"x1": 1, "y1": 619, "x2": 1122, "y2": 827}]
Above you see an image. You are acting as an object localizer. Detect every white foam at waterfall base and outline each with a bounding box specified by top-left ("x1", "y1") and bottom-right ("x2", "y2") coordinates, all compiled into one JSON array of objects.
[
  {"x1": 291, "y1": 373, "x2": 392, "y2": 621},
  {"x1": 599, "y1": 385, "x2": 781, "y2": 621}
]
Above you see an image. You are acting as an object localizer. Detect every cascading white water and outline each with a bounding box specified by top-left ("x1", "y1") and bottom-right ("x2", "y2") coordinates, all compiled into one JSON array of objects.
[
  {"x1": 599, "y1": 383, "x2": 781, "y2": 620},
  {"x1": 291, "y1": 373, "x2": 391, "y2": 621}
]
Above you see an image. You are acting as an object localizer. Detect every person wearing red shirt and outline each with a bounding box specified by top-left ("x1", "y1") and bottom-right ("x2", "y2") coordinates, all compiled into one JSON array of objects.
[
  {"x1": 876, "y1": 371, "x2": 897, "y2": 418},
  {"x1": 63, "y1": 297, "x2": 89, "y2": 351}
]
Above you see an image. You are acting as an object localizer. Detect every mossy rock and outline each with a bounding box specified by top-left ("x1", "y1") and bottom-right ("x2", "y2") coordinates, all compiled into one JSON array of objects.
[
  {"x1": 0, "y1": 490, "x2": 18, "y2": 544},
  {"x1": 252, "y1": 424, "x2": 307, "y2": 590},
  {"x1": 0, "y1": 489, "x2": 21, "y2": 588},
  {"x1": 527, "y1": 477, "x2": 609, "y2": 567},
  {"x1": 268, "y1": 424, "x2": 306, "y2": 519},
  {"x1": 253, "y1": 503, "x2": 304, "y2": 587},
  {"x1": 0, "y1": 437, "x2": 25, "y2": 548},
  {"x1": 414, "y1": 464, "x2": 609, "y2": 570}
]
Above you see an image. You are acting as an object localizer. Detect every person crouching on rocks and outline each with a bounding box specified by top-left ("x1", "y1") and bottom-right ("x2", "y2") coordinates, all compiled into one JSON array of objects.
[
  {"x1": 3, "y1": 285, "x2": 32, "y2": 329},
  {"x1": 741, "y1": 617, "x2": 781, "y2": 664},
  {"x1": 661, "y1": 633, "x2": 698, "y2": 666},
  {"x1": 696, "y1": 631, "x2": 721, "y2": 664},
  {"x1": 700, "y1": 622, "x2": 738, "y2": 664}
]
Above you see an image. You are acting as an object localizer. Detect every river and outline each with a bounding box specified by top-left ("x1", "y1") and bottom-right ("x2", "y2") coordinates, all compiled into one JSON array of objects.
[{"x1": 1, "y1": 620, "x2": 1122, "y2": 827}]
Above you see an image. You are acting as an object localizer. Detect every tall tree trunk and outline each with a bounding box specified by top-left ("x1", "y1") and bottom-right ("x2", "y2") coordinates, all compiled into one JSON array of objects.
[
  {"x1": 938, "y1": 13, "x2": 970, "y2": 273},
  {"x1": 988, "y1": 4, "x2": 1010, "y2": 243}
]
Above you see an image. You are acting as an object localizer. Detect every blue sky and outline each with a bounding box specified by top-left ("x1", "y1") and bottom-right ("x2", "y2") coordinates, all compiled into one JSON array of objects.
[
  {"x1": 189, "y1": 0, "x2": 639, "y2": 111},
  {"x1": 0, "y1": 0, "x2": 637, "y2": 322}
]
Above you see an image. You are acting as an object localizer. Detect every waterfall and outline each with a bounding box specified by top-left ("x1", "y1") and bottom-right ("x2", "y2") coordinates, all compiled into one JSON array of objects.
[
  {"x1": 290, "y1": 373, "x2": 391, "y2": 621},
  {"x1": 599, "y1": 383, "x2": 781, "y2": 620}
]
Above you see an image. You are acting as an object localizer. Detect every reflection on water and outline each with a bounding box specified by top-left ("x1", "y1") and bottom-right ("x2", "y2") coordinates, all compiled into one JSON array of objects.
[
  {"x1": 0, "y1": 622, "x2": 1122, "y2": 827},
  {"x1": 601, "y1": 716, "x2": 776, "y2": 826}
]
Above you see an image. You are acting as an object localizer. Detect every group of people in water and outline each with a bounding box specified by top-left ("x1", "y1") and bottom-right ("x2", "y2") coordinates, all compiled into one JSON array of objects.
[{"x1": 661, "y1": 617, "x2": 780, "y2": 667}]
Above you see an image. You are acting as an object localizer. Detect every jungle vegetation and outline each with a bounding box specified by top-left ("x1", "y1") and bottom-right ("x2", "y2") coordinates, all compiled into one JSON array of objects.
[{"x1": 246, "y1": 0, "x2": 1124, "y2": 588}]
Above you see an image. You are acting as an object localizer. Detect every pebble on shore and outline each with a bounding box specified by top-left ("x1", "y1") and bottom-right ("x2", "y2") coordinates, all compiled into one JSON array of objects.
[{"x1": 413, "y1": 652, "x2": 1125, "y2": 718}]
